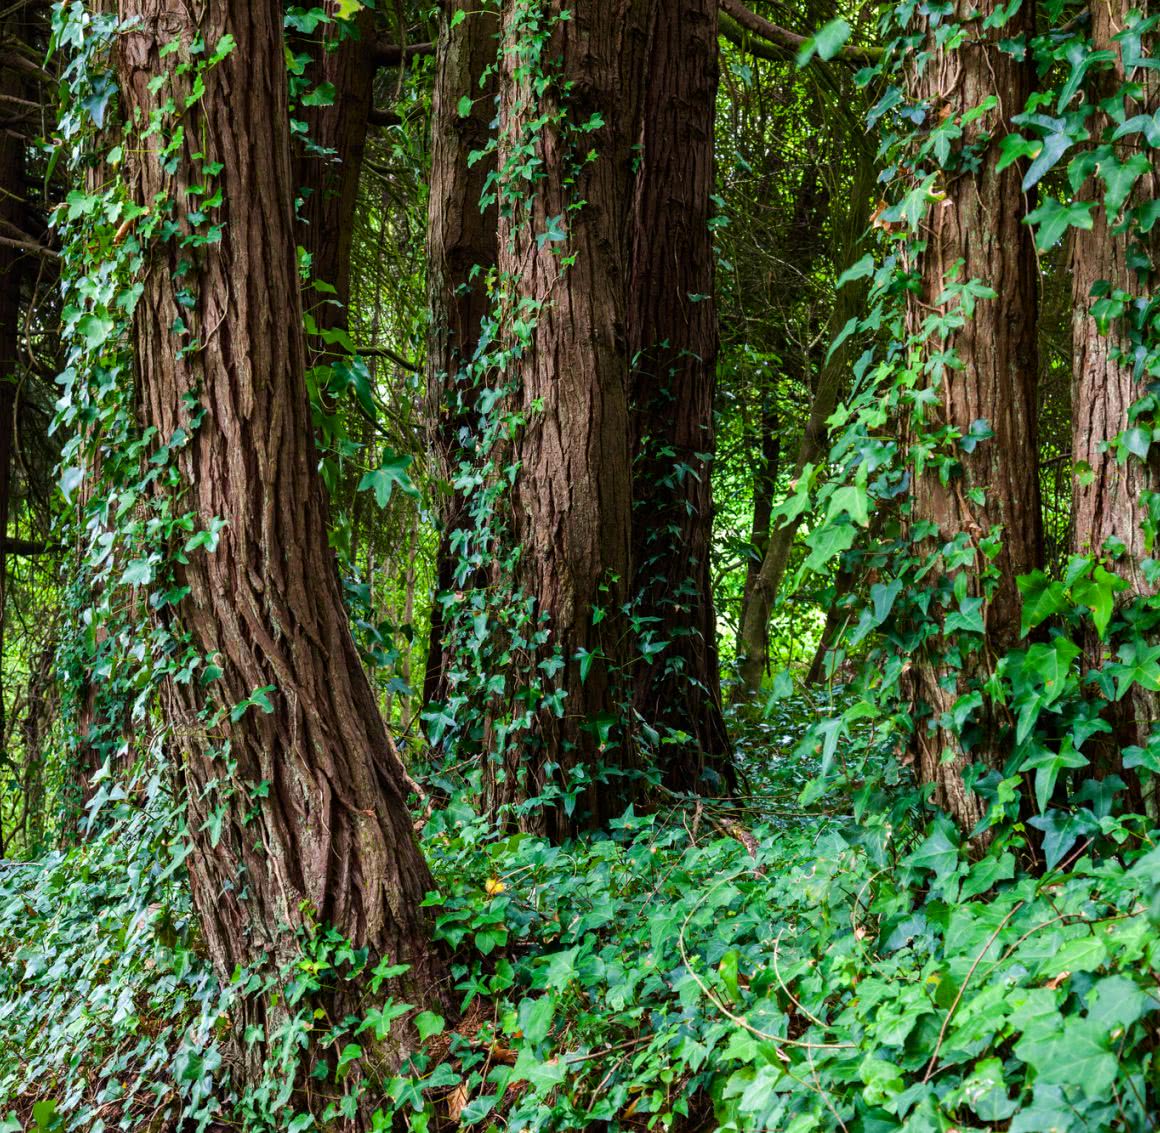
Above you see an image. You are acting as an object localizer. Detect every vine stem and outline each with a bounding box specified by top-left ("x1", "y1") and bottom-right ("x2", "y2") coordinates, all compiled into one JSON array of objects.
[{"x1": 922, "y1": 899, "x2": 1025, "y2": 1083}]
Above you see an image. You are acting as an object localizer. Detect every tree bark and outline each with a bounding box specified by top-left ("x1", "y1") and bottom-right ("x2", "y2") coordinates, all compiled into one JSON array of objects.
[
  {"x1": 907, "y1": 1, "x2": 1043, "y2": 835},
  {"x1": 1069, "y1": 0, "x2": 1160, "y2": 800},
  {"x1": 293, "y1": 8, "x2": 378, "y2": 359},
  {"x1": 423, "y1": 0, "x2": 499, "y2": 713},
  {"x1": 489, "y1": 0, "x2": 651, "y2": 838},
  {"x1": 114, "y1": 0, "x2": 447, "y2": 1105},
  {"x1": 627, "y1": 0, "x2": 732, "y2": 790}
]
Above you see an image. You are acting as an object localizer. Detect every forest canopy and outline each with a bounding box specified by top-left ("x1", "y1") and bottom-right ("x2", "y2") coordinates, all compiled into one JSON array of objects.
[{"x1": 0, "y1": 0, "x2": 1159, "y2": 1130}]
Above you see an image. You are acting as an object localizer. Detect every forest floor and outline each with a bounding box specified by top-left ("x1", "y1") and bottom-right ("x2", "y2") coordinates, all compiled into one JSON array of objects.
[{"x1": 1, "y1": 700, "x2": 1157, "y2": 1131}]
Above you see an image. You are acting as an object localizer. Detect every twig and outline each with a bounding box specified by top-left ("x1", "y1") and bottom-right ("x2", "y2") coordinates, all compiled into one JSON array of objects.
[{"x1": 923, "y1": 900, "x2": 1025, "y2": 1082}]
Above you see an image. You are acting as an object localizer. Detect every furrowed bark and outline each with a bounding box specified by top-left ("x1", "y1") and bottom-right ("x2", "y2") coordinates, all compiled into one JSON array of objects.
[
  {"x1": 489, "y1": 0, "x2": 651, "y2": 839},
  {"x1": 1069, "y1": 0, "x2": 1160, "y2": 806},
  {"x1": 907, "y1": 1, "x2": 1043, "y2": 835},
  {"x1": 114, "y1": 1, "x2": 447, "y2": 1108}
]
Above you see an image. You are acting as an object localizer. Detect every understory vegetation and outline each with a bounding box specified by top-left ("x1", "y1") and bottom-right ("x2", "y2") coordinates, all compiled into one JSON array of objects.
[{"x1": 0, "y1": 0, "x2": 1159, "y2": 1130}]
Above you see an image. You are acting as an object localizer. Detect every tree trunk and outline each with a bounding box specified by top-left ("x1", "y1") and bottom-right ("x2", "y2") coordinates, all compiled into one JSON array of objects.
[
  {"x1": 735, "y1": 155, "x2": 875, "y2": 696},
  {"x1": 738, "y1": 392, "x2": 780, "y2": 666},
  {"x1": 627, "y1": 0, "x2": 732, "y2": 790},
  {"x1": 0, "y1": 14, "x2": 27, "y2": 790},
  {"x1": 114, "y1": 0, "x2": 447, "y2": 1106},
  {"x1": 489, "y1": 0, "x2": 650, "y2": 838},
  {"x1": 1069, "y1": 0, "x2": 1160, "y2": 803},
  {"x1": 293, "y1": 8, "x2": 378, "y2": 359},
  {"x1": 907, "y1": 1, "x2": 1043, "y2": 835},
  {"x1": 422, "y1": 0, "x2": 498, "y2": 713}
]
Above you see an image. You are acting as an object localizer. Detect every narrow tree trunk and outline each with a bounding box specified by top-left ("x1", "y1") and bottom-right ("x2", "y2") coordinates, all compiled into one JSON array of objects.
[
  {"x1": 907, "y1": 1, "x2": 1043, "y2": 834},
  {"x1": 1069, "y1": 0, "x2": 1160, "y2": 802},
  {"x1": 738, "y1": 392, "x2": 780, "y2": 662},
  {"x1": 628, "y1": 0, "x2": 732, "y2": 790},
  {"x1": 293, "y1": 8, "x2": 378, "y2": 357},
  {"x1": 735, "y1": 157, "x2": 874, "y2": 696},
  {"x1": 490, "y1": 0, "x2": 651, "y2": 838},
  {"x1": 423, "y1": 0, "x2": 498, "y2": 712},
  {"x1": 0, "y1": 19, "x2": 26, "y2": 784},
  {"x1": 114, "y1": 1, "x2": 447, "y2": 1106}
]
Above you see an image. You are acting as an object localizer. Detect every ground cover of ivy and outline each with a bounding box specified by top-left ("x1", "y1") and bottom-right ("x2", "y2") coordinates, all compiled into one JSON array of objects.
[{"x1": 1, "y1": 709, "x2": 1158, "y2": 1132}]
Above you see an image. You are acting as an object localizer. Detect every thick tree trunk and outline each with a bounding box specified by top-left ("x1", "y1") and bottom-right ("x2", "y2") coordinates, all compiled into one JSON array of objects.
[
  {"x1": 907, "y1": 1, "x2": 1043, "y2": 834},
  {"x1": 628, "y1": 0, "x2": 732, "y2": 790},
  {"x1": 114, "y1": 0, "x2": 447, "y2": 1105},
  {"x1": 489, "y1": 0, "x2": 650, "y2": 838},
  {"x1": 1069, "y1": 0, "x2": 1160, "y2": 802},
  {"x1": 423, "y1": 0, "x2": 498, "y2": 712}
]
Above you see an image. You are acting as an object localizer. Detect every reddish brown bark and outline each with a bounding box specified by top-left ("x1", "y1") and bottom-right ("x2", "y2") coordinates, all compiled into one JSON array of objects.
[
  {"x1": 423, "y1": 0, "x2": 499, "y2": 711},
  {"x1": 907, "y1": 1, "x2": 1043, "y2": 834},
  {"x1": 1069, "y1": 0, "x2": 1160, "y2": 797},
  {"x1": 489, "y1": 0, "x2": 651, "y2": 838},
  {"x1": 114, "y1": 0, "x2": 447, "y2": 1105},
  {"x1": 628, "y1": 0, "x2": 731, "y2": 788}
]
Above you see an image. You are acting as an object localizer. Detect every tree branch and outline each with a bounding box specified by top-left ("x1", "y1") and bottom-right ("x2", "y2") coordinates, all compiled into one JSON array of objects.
[
  {"x1": 718, "y1": 0, "x2": 882, "y2": 65},
  {"x1": 367, "y1": 107, "x2": 402, "y2": 128},
  {"x1": 374, "y1": 40, "x2": 434, "y2": 68},
  {"x1": 3, "y1": 537, "x2": 53, "y2": 557},
  {"x1": 357, "y1": 344, "x2": 421, "y2": 373},
  {"x1": 0, "y1": 235, "x2": 58, "y2": 261}
]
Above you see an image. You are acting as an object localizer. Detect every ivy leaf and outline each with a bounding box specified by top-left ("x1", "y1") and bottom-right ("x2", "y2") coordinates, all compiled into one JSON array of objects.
[
  {"x1": 1071, "y1": 565, "x2": 1127, "y2": 640},
  {"x1": 59, "y1": 465, "x2": 84, "y2": 502},
  {"x1": 827, "y1": 483, "x2": 870, "y2": 527},
  {"x1": 1027, "y1": 807, "x2": 1098, "y2": 868},
  {"x1": 358, "y1": 454, "x2": 417, "y2": 508},
  {"x1": 1017, "y1": 570, "x2": 1069, "y2": 635},
  {"x1": 77, "y1": 313, "x2": 115, "y2": 350},
  {"x1": 1019, "y1": 739, "x2": 1089, "y2": 813},
  {"x1": 1022, "y1": 128, "x2": 1073, "y2": 191},
  {"x1": 944, "y1": 596, "x2": 985, "y2": 635},
  {"x1": 1099, "y1": 151, "x2": 1152, "y2": 218},
  {"x1": 1112, "y1": 638, "x2": 1160, "y2": 700},
  {"x1": 797, "y1": 18, "x2": 851, "y2": 65},
  {"x1": 414, "y1": 1010, "x2": 445, "y2": 1041},
  {"x1": 517, "y1": 995, "x2": 554, "y2": 1045},
  {"x1": 457, "y1": 94, "x2": 473, "y2": 118},
  {"x1": 1121, "y1": 425, "x2": 1151, "y2": 460},
  {"x1": 1014, "y1": 1019, "x2": 1117, "y2": 1100},
  {"x1": 802, "y1": 522, "x2": 856, "y2": 573},
  {"x1": 1024, "y1": 199, "x2": 1094, "y2": 250},
  {"x1": 836, "y1": 254, "x2": 874, "y2": 289},
  {"x1": 904, "y1": 816, "x2": 960, "y2": 879},
  {"x1": 301, "y1": 81, "x2": 336, "y2": 108},
  {"x1": 121, "y1": 557, "x2": 157, "y2": 587},
  {"x1": 871, "y1": 578, "x2": 903, "y2": 624}
]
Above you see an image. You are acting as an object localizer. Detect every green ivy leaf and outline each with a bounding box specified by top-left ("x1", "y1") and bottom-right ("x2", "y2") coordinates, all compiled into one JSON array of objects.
[
  {"x1": 1024, "y1": 199, "x2": 1094, "y2": 250},
  {"x1": 358, "y1": 454, "x2": 417, "y2": 508},
  {"x1": 798, "y1": 18, "x2": 851, "y2": 66},
  {"x1": 414, "y1": 1010, "x2": 445, "y2": 1041},
  {"x1": 1017, "y1": 570, "x2": 1068, "y2": 636}
]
